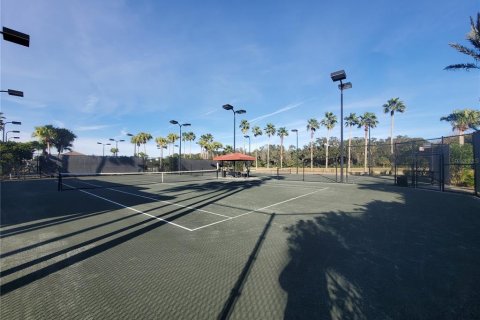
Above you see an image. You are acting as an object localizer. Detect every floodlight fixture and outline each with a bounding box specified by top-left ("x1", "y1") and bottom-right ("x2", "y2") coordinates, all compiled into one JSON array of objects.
[
  {"x1": 170, "y1": 119, "x2": 192, "y2": 171},
  {"x1": 1, "y1": 89, "x2": 24, "y2": 97},
  {"x1": 330, "y1": 70, "x2": 346, "y2": 82},
  {"x1": 339, "y1": 82, "x2": 352, "y2": 90},
  {"x1": 11, "y1": 121, "x2": 21, "y2": 125},
  {"x1": 8, "y1": 136, "x2": 20, "y2": 141},
  {"x1": 222, "y1": 104, "x2": 233, "y2": 111},
  {"x1": 1, "y1": 27, "x2": 30, "y2": 47},
  {"x1": 235, "y1": 109, "x2": 246, "y2": 114},
  {"x1": 330, "y1": 69, "x2": 352, "y2": 183}
]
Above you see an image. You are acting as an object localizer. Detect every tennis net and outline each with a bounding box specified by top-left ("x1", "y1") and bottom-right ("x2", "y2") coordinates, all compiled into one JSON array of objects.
[{"x1": 58, "y1": 169, "x2": 219, "y2": 191}]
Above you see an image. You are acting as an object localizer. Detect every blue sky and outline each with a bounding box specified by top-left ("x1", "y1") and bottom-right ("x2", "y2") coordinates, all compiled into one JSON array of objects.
[{"x1": 1, "y1": 0, "x2": 479, "y2": 156}]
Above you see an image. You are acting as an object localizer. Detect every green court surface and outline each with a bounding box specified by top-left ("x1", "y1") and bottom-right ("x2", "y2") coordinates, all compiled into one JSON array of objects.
[{"x1": 1, "y1": 177, "x2": 480, "y2": 319}]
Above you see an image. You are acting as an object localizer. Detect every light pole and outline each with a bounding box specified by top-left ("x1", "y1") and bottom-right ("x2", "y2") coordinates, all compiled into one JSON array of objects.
[
  {"x1": 291, "y1": 129, "x2": 299, "y2": 174},
  {"x1": 6, "y1": 130, "x2": 20, "y2": 140},
  {"x1": 127, "y1": 133, "x2": 136, "y2": 156},
  {"x1": 366, "y1": 119, "x2": 372, "y2": 176},
  {"x1": 170, "y1": 120, "x2": 191, "y2": 171},
  {"x1": 97, "y1": 142, "x2": 111, "y2": 157},
  {"x1": 222, "y1": 104, "x2": 246, "y2": 152},
  {"x1": 1, "y1": 89, "x2": 24, "y2": 97},
  {"x1": 1, "y1": 27, "x2": 30, "y2": 47},
  {"x1": 244, "y1": 135, "x2": 251, "y2": 155},
  {"x1": 109, "y1": 138, "x2": 125, "y2": 156},
  {"x1": 2, "y1": 121, "x2": 21, "y2": 142},
  {"x1": 331, "y1": 70, "x2": 352, "y2": 183}
]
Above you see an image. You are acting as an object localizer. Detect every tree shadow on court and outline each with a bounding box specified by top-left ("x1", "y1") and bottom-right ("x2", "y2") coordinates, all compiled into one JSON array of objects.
[{"x1": 279, "y1": 190, "x2": 480, "y2": 319}]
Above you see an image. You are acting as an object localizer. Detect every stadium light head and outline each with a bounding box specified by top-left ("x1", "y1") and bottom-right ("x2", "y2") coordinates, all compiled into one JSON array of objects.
[
  {"x1": 244, "y1": 135, "x2": 250, "y2": 138},
  {"x1": 119, "y1": 139, "x2": 125, "y2": 142},
  {"x1": 182, "y1": 123, "x2": 191, "y2": 127},
  {"x1": 291, "y1": 129, "x2": 298, "y2": 133},
  {"x1": 11, "y1": 121, "x2": 21, "y2": 125},
  {"x1": 11, "y1": 130, "x2": 20, "y2": 133},
  {"x1": 1, "y1": 27, "x2": 30, "y2": 47},
  {"x1": 339, "y1": 82, "x2": 352, "y2": 90},
  {"x1": 235, "y1": 109, "x2": 246, "y2": 114},
  {"x1": 97, "y1": 142, "x2": 102, "y2": 144},
  {"x1": 7, "y1": 89, "x2": 24, "y2": 97},
  {"x1": 330, "y1": 70, "x2": 346, "y2": 82},
  {"x1": 170, "y1": 120, "x2": 179, "y2": 125},
  {"x1": 109, "y1": 138, "x2": 115, "y2": 141},
  {"x1": 222, "y1": 104, "x2": 234, "y2": 111},
  {"x1": 126, "y1": 133, "x2": 134, "y2": 137}
]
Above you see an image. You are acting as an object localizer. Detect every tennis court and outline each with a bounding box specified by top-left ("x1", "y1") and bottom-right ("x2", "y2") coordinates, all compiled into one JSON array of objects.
[{"x1": 1, "y1": 174, "x2": 480, "y2": 319}]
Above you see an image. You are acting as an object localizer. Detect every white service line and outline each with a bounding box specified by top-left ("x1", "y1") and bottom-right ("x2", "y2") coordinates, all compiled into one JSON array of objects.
[
  {"x1": 108, "y1": 188, "x2": 230, "y2": 218},
  {"x1": 190, "y1": 188, "x2": 327, "y2": 231},
  {"x1": 63, "y1": 182, "x2": 193, "y2": 231}
]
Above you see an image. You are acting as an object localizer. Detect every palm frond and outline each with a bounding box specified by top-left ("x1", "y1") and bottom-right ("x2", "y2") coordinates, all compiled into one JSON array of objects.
[{"x1": 444, "y1": 63, "x2": 479, "y2": 71}]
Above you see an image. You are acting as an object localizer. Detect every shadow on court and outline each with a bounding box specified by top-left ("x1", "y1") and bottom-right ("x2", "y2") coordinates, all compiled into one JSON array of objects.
[
  {"x1": 0, "y1": 178, "x2": 266, "y2": 296},
  {"x1": 279, "y1": 188, "x2": 480, "y2": 319}
]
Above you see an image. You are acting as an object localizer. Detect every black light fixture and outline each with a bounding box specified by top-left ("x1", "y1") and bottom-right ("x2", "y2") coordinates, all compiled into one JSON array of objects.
[
  {"x1": 1, "y1": 89, "x2": 24, "y2": 97},
  {"x1": 222, "y1": 104, "x2": 247, "y2": 152},
  {"x1": 330, "y1": 69, "x2": 352, "y2": 183},
  {"x1": 1, "y1": 27, "x2": 30, "y2": 47},
  {"x1": 170, "y1": 120, "x2": 191, "y2": 171},
  {"x1": 2, "y1": 120, "x2": 21, "y2": 142},
  {"x1": 97, "y1": 142, "x2": 111, "y2": 157},
  {"x1": 109, "y1": 138, "x2": 125, "y2": 156},
  {"x1": 244, "y1": 135, "x2": 251, "y2": 154}
]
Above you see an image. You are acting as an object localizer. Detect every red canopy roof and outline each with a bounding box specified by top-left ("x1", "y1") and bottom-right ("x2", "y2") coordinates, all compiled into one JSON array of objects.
[{"x1": 213, "y1": 152, "x2": 256, "y2": 161}]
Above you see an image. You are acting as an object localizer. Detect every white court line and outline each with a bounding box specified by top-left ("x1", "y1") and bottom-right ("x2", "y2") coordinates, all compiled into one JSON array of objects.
[
  {"x1": 190, "y1": 188, "x2": 328, "y2": 231},
  {"x1": 108, "y1": 188, "x2": 230, "y2": 218},
  {"x1": 63, "y1": 182, "x2": 193, "y2": 231}
]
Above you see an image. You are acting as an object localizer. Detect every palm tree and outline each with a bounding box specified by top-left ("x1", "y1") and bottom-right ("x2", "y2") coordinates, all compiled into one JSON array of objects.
[
  {"x1": 136, "y1": 132, "x2": 152, "y2": 154},
  {"x1": 306, "y1": 118, "x2": 320, "y2": 169},
  {"x1": 155, "y1": 137, "x2": 168, "y2": 166},
  {"x1": 277, "y1": 127, "x2": 289, "y2": 168},
  {"x1": 252, "y1": 126, "x2": 263, "y2": 169},
  {"x1": 211, "y1": 141, "x2": 223, "y2": 156},
  {"x1": 320, "y1": 112, "x2": 337, "y2": 169},
  {"x1": 167, "y1": 133, "x2": 179, "y2": 156},
  {"x1": 383, "y1": 97, "x2": 406, "y2": 153},
  {"x1": 239, "y1": 119, "x2": 250, "y2": 153},
  {"x1": 110, "y1": 147, "x2": 119, "y2": 156},
  {"x1": 440, "y1": 109, "x2": 479, "y2": 145},
  {"x1": 52, "y1": 128, "x2": 77, "y2": 155},
  {"x1": 264, "y1": 123, "x2": 276, "y2": 168},
  {"x1": 32, "y1": 125, "x2": 56, "y2": 155},
  {"x1": 357, "y1": 112, "x2": 379, "y2": 173},
  {"x1": 130, "y1": 135, "x2": 141, "y2": 156},
  {"x1": 198, "y1": 134, "x2": 213, "y2": 158},
  {"x1": 223, "y1": 145, "x2": 233, "y2": 154},
  {"x1": 183, "y1": 132, "x2": 196, "y2": 158},
  {"x1": 344, "y1": 113, "x2": 359, "y2": 172},
  {"x1": 445, "y1": 13, "x2": 480, "y2": 71}
]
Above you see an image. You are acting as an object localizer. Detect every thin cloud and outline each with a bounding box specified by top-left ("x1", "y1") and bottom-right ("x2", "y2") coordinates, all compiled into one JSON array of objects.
[
  {"x1": 75, "y1": 124, "x2": 111, "y2": 131},
  {"x1": 249, "y1": 101, "x2": 306, "y2": 123}
]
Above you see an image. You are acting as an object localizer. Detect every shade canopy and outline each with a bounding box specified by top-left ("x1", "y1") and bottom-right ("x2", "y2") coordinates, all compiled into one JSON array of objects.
[{"x1": 213, "y1": 152, "x2": 255, "y2": 161}]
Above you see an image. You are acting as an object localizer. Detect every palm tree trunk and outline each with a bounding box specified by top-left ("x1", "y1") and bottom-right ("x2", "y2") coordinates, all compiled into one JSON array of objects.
[
  {"x1": 364, "y1": 128, "x2": 368, "y2": 174},
  {"x1": 310, "y1": 138, "x2": 313, "y2": 170},
  {"x1": 459, "y1": 131, "x2": 464, "y2": 145},
  {"x1": 189, "y1": 141, "x2": 192, "y2": 158},
  {"x1": 325, "y1": 131, "x2": 329, "y2": 169},
  {"x1": 280, "y1": 139, "x2": 283, "y2": 168},
  {"x1": 390, "y1": 114, "x2": 394, "y2": 154},
  {"x1": 267, "y1": 138, "x2": 270, "y2": 169},
  {"x1": 348, "y1": 127, "x2": 352, "y2": 173}
]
